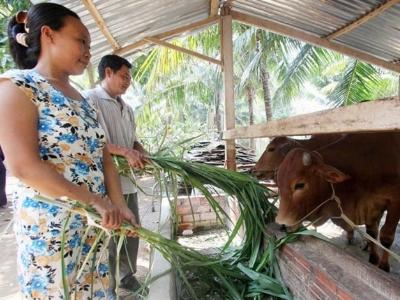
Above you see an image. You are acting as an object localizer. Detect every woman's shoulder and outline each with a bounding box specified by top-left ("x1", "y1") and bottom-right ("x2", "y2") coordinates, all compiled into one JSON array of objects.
[
  {"x1": 1, "y1": 69, "x2": 44, "y2": 85},
  {"x1": 0, "y1": 69, "x2": 48, "y2": 104}
]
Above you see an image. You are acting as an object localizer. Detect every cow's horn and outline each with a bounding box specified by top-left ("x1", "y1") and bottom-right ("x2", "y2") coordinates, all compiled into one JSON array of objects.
[{"x1": 302, "y1": 152, "x2": 311, "y2": 166}]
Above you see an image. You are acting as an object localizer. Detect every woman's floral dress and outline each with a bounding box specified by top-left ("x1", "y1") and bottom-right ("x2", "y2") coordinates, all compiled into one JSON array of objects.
[{"x1": 1, "y1": 69, "x2": 109, "y2": 299}]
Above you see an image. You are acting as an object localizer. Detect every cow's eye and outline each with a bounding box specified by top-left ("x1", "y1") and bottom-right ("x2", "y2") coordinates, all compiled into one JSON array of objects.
[
  {"x1": 294, "y1": 182, "x2": 305, "y2": 190},
  {"x1": 267, "y1": 147, "x2": 275, "y2": 152}
]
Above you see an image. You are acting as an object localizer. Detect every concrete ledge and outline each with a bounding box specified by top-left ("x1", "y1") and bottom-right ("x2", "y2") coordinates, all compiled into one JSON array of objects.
[
  {"x1": 268, "y1": 224, "x2": 400, "y2": 299},
  {"x1": 148, "y1": 197, "x2": 176, "y2": 300}
]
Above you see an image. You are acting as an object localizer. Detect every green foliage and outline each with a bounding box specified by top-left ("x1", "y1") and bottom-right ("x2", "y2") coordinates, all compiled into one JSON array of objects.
[
  {"x1": 129, "y1": 19, "x2": 398, "y2": 153},
  {"x1": 327, "y1": 60, "x2": 381, "y2": 107}
]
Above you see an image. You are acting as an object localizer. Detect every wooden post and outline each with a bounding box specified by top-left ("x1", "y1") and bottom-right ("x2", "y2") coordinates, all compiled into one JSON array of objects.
[
  {"x1": 86, "y1": 63, "x2": 95, "y2": 88},
  {"x1": 221, "y1": 9, "x2": 236, "y2": 170}
]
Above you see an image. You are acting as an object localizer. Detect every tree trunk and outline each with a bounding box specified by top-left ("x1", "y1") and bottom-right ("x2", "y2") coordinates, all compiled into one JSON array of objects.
[
  {"x1": 260, "y1": 62, "x2": 273, "y2": 121},
  {"x1": 245, "y1": 85, "x2": 255, "y2": 150},
  {"x1": 256, "y1": 29, "x2": 273, "y2": 122}
]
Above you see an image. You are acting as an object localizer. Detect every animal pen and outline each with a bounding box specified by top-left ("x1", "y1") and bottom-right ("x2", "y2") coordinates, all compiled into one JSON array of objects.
[{"x1": 33, "y1": 0, "x2": 400, "y2": 299}]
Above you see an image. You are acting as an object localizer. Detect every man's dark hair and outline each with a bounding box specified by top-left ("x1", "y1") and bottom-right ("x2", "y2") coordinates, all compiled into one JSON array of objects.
[{"x1": 98, "y1": 55, "x2": 132, "y2": 80}]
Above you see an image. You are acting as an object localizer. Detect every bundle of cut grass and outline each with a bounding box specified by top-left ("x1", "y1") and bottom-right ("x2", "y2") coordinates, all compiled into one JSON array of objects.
[
  {"x1": 33, "y1": 155, "x2": 318, "y2": 299},
  {"x1": 35, "y1": 193, "x2": 298, "y2": 300},
  {"x1": 112, "y1": 155, "x2": 295, "y2": 298}
]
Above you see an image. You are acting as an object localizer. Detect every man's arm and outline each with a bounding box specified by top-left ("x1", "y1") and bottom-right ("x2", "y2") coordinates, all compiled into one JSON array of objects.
[
  {"x1": 108, "y1": 144, "x2": 146, "y2": 169},
  {"x1": 133, "y1": 141, "x2": 149, "y2": 156}
]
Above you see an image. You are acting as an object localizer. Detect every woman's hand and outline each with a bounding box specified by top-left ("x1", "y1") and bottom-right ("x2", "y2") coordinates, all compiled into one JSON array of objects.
[
  {"x1": 119, "y1": 205, "x2": 139, "y2": 237},
  {"x1": 90, "y1": 196, "x2": 122, "y2": 229}
]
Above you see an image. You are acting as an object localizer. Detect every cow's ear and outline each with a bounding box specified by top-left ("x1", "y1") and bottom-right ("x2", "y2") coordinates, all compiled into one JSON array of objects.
[
  {"x1": 278, "y1": 142, "x2": 292, "y2": 155},
  {"x1": 317, "y1": 164, "x2": 351, "y2": 183}
]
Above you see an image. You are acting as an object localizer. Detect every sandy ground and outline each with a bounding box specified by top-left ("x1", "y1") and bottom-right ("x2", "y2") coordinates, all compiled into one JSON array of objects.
[{"x1": 0, "y1": 175, "x2": 160, "y2": 300}]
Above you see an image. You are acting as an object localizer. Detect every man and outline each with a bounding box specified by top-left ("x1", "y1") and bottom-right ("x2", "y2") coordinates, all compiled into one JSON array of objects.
[{"x1": 84, "y1": 55, "x2": 148, "y2": 298}]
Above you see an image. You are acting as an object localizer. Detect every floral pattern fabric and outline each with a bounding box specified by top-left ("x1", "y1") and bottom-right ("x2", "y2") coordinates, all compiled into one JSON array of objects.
[{"x1": 1, "y1": 69, "x2": 109, "y2": 299}]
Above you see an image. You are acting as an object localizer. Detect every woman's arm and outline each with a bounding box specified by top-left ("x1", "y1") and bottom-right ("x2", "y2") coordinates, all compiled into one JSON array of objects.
[
  {"x1": 0, "y1": 80, "x2": 121, "y2": 229},
  {"x1": 103, "y1": 146, "x2": 138, "y2": 226}
]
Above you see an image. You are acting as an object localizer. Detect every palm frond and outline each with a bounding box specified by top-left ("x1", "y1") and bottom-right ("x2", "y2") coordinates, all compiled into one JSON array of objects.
[
  {"x1": 327, "y1": 60, "x2": 381, "y2": 107},
  {"x1": 273, "y1": 45, "x2": 334, "y2": 106}
]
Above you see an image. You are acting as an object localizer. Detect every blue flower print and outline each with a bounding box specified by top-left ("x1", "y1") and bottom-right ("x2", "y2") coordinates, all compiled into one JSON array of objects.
[
  {"x1": 66, "y1": 261, "x2": 76, "y2": 275},
  {"x1": 39, "y1": 146, "x2": 48, "y2": 156},
  {"x1": 87, "y1": 138, "x2": 100, "y2": 153},
  {"x1": 74, "y1": 161, "x2": 89, "y2": 176},
  {"x1": 68, "y1": 232, "x2": 81, "y2": 249},
  {"x1": 50, "y1": 229, "x2": 60, "y2": 237},
  {"x1": 30, "y1": 275, "x2": 47, "y2": 293},
  {"x1": 22, "y1": 198, "x2": 40, "y2": 209},
  {"x1": 41, "y1": 107, "x2": 52, "y2": 115},
  {"x1": 38, "y1": 117, "x2": 55, "y2": 134},
  {"x1": 98, "y1": 263, "x2": 108, "y2": 276},
  {"x1": 69, "y1": 220, "x2": 81, "y2": 230},
  {"x1": 50, "y1": 91, "x2": 65, "y2": 106},
  {"x1": 20, "y1": 252, "x2": 30, "y2": 269},
  {"x1": 39, "y1": 202, "x2": 49, "y2": 209},
  {"x1": 82, "y1": 243, "x2": 91, "y2": 255},
  {"x1": 58, "y1": 133, "x2": 78, "y2": 144},
  {"x1": 94, "y1": 290, "x2": 105, "y2": 298},
  {"x1": 31, "y1": 239, "x2": 47, "y2": 255},
  {"x1": 97, "y1": 183, "x2": 106, "y2": 195},
  {"x1": 29, "y1": 225, "x2": 39, "y2": 234},
  {"x1": 48, "y1": 205, "x2": 60, "y2": 216}
]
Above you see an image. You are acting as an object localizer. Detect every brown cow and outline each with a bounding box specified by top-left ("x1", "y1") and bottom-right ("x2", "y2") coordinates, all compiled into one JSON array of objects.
[
  {"x1": 253, "y1": 134, "x2": 346, "y2": 180},
  {"x1": 276, "y1": 143, "x2": 400, "y2": 272}
]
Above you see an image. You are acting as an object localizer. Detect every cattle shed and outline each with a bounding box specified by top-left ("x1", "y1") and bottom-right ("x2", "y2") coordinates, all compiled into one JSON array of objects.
[{"x1": 39, "y1": 0, "x2": 400, "y2": 299}]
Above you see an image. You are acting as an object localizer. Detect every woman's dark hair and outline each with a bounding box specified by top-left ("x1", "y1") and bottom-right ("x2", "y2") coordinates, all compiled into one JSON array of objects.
[
  {"x1": 8, "y1": 3, "x2": 80, "y2": 69},
  {"x1": 98, "y1": 55, "x2": 132, "y2": 80}
]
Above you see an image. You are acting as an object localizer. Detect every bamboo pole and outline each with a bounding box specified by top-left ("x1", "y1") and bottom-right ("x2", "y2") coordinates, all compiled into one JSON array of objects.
[
  {"x1": 115, "y1": 16, "x2": 219, "y2": 57},
  {"x1": 144, "y1": 37, "x2": 222, "y2": 66},
  {"x1": 326, "y1": 0, "x2": 400, "y2": 41},
  {"x1": 82, "y1": 0, "x2": 120, "y2": 50}
]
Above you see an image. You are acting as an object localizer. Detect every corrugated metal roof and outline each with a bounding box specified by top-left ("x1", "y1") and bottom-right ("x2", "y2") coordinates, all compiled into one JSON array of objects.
[
  {"x1": 335, "y1": 3, "x2": 400, "y2": 62},
  {"x1": 49, "y1": 0, "x2": 211, "y2": 63},
  {"x1": 231, "y1": 0, "x2": 381, "y2": 37},
  {"x1": 230, "y1": 0, "x2": 400, "y2": 71},
  {"x1": 35, "y1": 0, "x2": 399, "y2": 71}
]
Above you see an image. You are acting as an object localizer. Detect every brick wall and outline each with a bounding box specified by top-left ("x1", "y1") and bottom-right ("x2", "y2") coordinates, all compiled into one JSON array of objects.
[
  {"x1": 268, "y1": 224, "x2": 400, "y2": 300},
  {"x1": 176, "y1": 194, "x2": 227, "y2": 234}
]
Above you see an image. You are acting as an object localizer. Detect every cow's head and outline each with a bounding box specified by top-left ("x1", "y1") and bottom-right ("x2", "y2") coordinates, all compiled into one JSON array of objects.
[
  {"x1": 253, "y1": 137, "x2": 294, "y2": 180},
  {"x1": 275, "y1": 148, "x2": 350, "y2": 228}
]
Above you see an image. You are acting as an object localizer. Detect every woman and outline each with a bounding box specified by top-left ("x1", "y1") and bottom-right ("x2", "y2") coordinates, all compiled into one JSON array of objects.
[{"x1": 0, "y1": 3, "x2": 136, "y2": 299}]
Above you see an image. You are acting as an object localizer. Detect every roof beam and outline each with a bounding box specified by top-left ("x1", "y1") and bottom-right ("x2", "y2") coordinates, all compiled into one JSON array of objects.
[
  {"x1": 326, "y1": 0, "x2": 400, "y2": 40},
  {"x1": 232, "y1": 11, "x2": 400, "y2": 73},
  {"x1": 210, "y1": 0, "x2": 220, "y2": 16},
  {"x1": 223, "y1": 97, "x2": 400, "y2": 139},
  {"x1": 144, "y1": 37, "x2": 222, "y2": 65},
  {"x1": 81, "y1": 0, "x2": 120, "y2": 50},
  {"x1": 115, "y1": 16, "x2": 219, "y2": 57}
]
